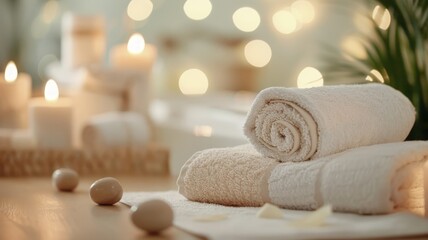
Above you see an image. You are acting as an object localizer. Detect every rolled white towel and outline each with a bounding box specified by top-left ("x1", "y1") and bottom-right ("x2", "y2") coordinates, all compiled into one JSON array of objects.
[
  {"x1": 0, "y1": 129, "x2": 36, "y2": 149},
  {"x1": 244, "y1": 83, "x2": 415, "y2": 162},
  {"x1": 81, "y1": 112, "x2": 150, "y2": 151}
]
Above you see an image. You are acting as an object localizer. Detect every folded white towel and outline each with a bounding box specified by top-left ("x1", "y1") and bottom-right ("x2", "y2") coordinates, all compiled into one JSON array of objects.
[
  {"x1": 82, "y1": 66, "x2": 141, "y2": 95},
  {"x1": 178, "y1": 141, "x2": 428, "y2": 215},
  {"x1": 244, "y1": 84, "x2": 415, "y2": 162},
  {"x1": 81, "y1": 112, "x2": 150, "y2": 151},
  {"x1": 122, "y1": 191, "x2": 428, "y2": 240}
]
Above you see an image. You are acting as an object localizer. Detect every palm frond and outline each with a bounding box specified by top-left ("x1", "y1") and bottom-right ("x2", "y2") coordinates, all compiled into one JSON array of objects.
[{"x1": 323, "y1": 0, "x2": 428, "y2": 139}]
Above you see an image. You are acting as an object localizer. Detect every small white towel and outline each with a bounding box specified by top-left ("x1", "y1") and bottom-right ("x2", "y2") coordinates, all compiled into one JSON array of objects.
[
  {"x1": 81, "y1": 111, "x2": 150, "y2": 151},
  {"x1": 178, "y1": 141, "x2": 428, "y2": 215},
  {"x1": 244, "y1": 84, "x2": 415, "y2": 162}
]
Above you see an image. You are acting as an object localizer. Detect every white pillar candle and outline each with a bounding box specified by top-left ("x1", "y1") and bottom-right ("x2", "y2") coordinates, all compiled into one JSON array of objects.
[
  {"x1": 29, "y1": 79, "x2": 73, "y2": 149},
  {"x1": 61, "y1": 13, "x2": 106, "y2": 69},
  {"x1": 109, "y1": 33, "x2": 157, "y2": 72},
  {"x1": 0, "y1": 61, "x2": 31, "y2": 128},
  {"x1": 109, "y1": 33, "x2": 157, "y2": 136}
]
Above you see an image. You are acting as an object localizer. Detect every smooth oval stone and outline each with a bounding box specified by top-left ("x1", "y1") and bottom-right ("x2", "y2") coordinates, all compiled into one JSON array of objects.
[
  {"x1": 89, "y1": 177, "x2": 123, "y2": 205},
  {"x1": 131, "y1": 199, "x2": 174, "y2": 233},
  {"x1": 52, "y1": 168, "x2": 79, "y2": 192}
]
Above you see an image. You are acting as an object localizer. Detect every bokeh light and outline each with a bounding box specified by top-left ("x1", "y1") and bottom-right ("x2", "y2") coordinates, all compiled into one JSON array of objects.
[
  {"x1": 291, "y1": 0, "x2": 315, "y2": 24},
  {"x1": 341, "y1": 36, "x2": 367, "y2": 59},
  {"x1": 372, "y1": 5, "x2": 391, "y2": 30},
  {"x1": 41, "y1": 0, "x2": 59, "y2": 24},
  {"x1": 366, "y1": 69, "x2": 385, "y2": 83},
  {"x1": 297, "y1": 67, "x2": 324, "y2": 88},
  {"x1": 179, "y1": 68, "x2": 209, "y2": 95},
  {"x1": 244, "y1": 40, "x2": 272, "y2": 68},
  {"x1": 233, "y1": 7, "x2": 261, "y2": 32},
  {"x1": 273, "y1": 10, "x2": 297, "y2": 34},
  {"x1": 127, "y1": 0, "x2": 153, "y2": 21},
  {"x1": 193, "y1": 125, "x2": 213, "y2": 137},
  {"x1": 183, "y1": 0, "x2": 212, "y2": 21}
]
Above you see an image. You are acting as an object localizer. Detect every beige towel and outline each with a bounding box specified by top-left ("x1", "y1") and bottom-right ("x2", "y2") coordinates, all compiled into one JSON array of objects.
[
  {"x1": 178, "y1": 141, "x2": 428, "y2": 215},
  {"x1": 81, "y1": 112, "x2": 150, "y2": 151},
  {"x1": 244, "y1": 84, "x2": 415, "y2": 162}
]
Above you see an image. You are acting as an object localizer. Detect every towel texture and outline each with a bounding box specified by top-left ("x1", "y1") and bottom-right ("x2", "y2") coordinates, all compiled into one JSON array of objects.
[
  {"x1": 177, "y1": 141, "x2": 428, "y2": 215},
  {"x1": 81, "y1": 111, "x2": 150, "y2": 151},
  {"x1": 244, "y1": 84, "x2": 415, "y2": 162},
  {"x1": 122, "y1": 191, "x2": 428, "y2": 240}
]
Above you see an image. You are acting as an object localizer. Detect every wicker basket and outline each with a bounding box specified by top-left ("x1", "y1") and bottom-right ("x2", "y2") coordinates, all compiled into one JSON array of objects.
[{"x1": 0, "y1": 143, "x2": 169, "y2": 177}]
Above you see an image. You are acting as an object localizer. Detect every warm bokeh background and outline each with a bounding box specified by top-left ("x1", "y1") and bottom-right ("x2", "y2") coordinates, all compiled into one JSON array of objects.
[{"x1": 0, "y1": 0, "x2": 370, "y2": 93}]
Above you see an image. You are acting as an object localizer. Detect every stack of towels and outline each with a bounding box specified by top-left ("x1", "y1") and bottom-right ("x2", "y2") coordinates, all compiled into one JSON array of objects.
[{"x1": 177, "y1": 83, "x2": 428, "y2": 215}]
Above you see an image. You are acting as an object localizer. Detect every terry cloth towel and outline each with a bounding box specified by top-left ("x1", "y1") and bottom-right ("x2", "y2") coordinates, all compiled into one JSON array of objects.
[
  {"x1": 244, "y1": 83, "x2": 415, "y2": 162},
  {"x1": 121, "y1": 191, "x2": 428, "y2": 240},
  {"x1": 81, "y1": 111, "x2": 150, "y2": 151},
  {"x1": 177, "y1": 141, "x2": 428, "y2": 215}
]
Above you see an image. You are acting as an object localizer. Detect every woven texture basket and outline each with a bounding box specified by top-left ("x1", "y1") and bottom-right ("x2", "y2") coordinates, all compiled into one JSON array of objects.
[{"x1": 0, "y1": 143, "x2": 169, "y2": 177}]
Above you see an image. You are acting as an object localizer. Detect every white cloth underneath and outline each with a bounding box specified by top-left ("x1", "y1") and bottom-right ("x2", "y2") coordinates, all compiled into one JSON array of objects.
[{"x1": 121, "y1": 191, "x2": 428, "y2": 240}]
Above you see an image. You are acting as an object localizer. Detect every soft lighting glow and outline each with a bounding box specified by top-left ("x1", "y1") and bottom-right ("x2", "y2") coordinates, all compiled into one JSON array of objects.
[
  {"x1": 127, "y1": 0, "x2": 153, "y2": 21},
  {"x1": 4, "y1": 61, "x2": 18, "y2": 83},
  {"x1": 354, "y1": 13, "x2": 373, "y2": 35},
  {"x1": 273, "y1": 10, "x2": 297, "y2": 34},
  {"x1": 179, "y1": 68, "x2": 209, "y2": 95},
  {"x1": 127, "y1": 33, "x2": 145, "y2": 54},
  {"x1": 41, "y1": 0, "x2": 59, "y2": 24},
  {"x1": 233, "y1": 7, "x2": 260, "y2": 32},
  {"x1": 372, "y1": 5, "x2": 391, "y2": 30},
  {"x1": 183, "y1": 0, "x2": 212, "y2": 21},
  {"x1": 44, "y1": 79, "x2": 59, "y2": 101},
  {"x1": 193, "y1": 125, "x2": 213, "y2": 137},
  {"x1": 38, "y1": 55, "x2": 58, "y2": 80},
  {"x1": 297, "y1": 67, "x2": 324, "y2": 88},
  {"x1": 341, "y1": 36, "x2": 367, "y2": 59},
  {"x1": 291, "y1": 0, "x2": 315, "y2": 24},
  {"x1": 366, "y1": 69, "x2": 385, "y2": 83},
  {"x1": 244, "y1": 40, "x2": 272, "y2": 68}
]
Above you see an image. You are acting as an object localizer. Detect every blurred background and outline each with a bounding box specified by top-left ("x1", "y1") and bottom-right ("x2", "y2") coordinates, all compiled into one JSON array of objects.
[
  {"x1": 3, "y1": 0, "x2": 426, "y2": 175},
  {"x1": 0, "y1": 0, "x2": 368, "y2": 91}
]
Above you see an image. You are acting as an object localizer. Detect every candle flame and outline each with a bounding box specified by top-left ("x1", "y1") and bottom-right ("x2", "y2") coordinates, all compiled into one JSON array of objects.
[
  {"x1": 127, "y1": 33, "x2": 145, "y2": 54},
  {"x1": 44, "y1": 79, "x2": 59, "y2": 101},
  {"x1": 4, "y1": 61, "x2": 18, "y2": 82}
]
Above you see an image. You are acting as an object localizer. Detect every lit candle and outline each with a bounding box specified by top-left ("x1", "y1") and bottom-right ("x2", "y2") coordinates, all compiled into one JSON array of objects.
[
  {"x1": 0, "y1": 61, "x2": 31, "y2": 128},
  {"x1": 109, "y1": 33, "x2": 157, "y2": 122},
  {"x1": 109, "y1": 33, "x2": 157, "y2": 72},
  {"x1": 29, "y1": 79, "x2": 73, "y2": 149}
]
